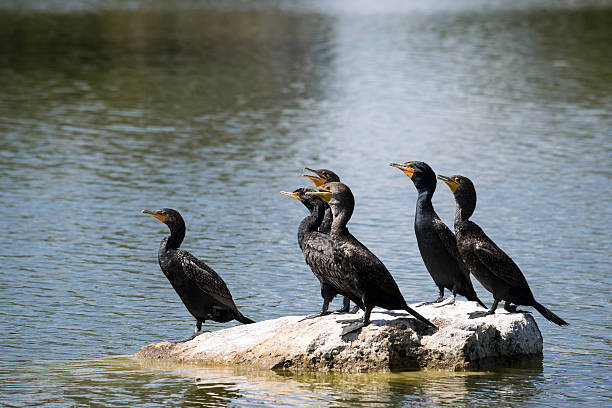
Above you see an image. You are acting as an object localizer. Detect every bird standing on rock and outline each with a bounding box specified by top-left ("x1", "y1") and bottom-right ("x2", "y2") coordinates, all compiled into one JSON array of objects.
[
  {"x1": 142, "y1": 208, "x2": 254, "y2": 339},
  {"x1": 280, "y1": 188, "x2": 353, "y2": 318},
  {"x1": 307, "y1": 182, "x2": 437, "y2": 332},
  {"x1": 437, "y1": 175, "x2": 568, "y2": 326},
  {"x1": 302, "y1": 167, "x2": 355, "y2": 313},
  {"x1": 390, "y1": 161, "x2": 486, "y2": 309}
]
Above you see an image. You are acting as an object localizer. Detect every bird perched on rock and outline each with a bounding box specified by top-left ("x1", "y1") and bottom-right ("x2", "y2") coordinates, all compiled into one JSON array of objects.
[
  {"x1": 280, "y1": 188, "x2": 352, "y2": 317},
  {"x1": 302, "y1": 167, "x2": 354, "y2": 313},
  {"x1": 390, "y1": 161, "x2": 486, "y2": 309},
  {"x1": 307, "y1": 182, "x2": 436, "y2": 332},
  {"x1": 142, "y1": 208, "x2": 254, "y2": 338},
  {"x1": 437, "y1": 175, "x2": 568, "y2": 326}
]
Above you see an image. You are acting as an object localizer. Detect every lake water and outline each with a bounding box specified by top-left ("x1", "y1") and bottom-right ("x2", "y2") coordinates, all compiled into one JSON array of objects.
[{"x1": 1, "y1": 1, "x2": 611, "y2": 406}]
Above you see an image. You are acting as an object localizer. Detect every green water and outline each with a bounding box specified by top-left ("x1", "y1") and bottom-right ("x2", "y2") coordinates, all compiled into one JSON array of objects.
[{"x1": 1, "y1": 1, "x2": 611, "y2": 406}]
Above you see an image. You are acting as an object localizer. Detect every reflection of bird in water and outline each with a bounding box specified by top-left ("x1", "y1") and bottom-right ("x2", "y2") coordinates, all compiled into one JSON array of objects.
[
  {"x1": 302, "y1": 167, "x2": 355, "y2": 313},
  {"x1": 280, "y1": 188, "x2": 354, "y2": 317},
  {"x1": 142, "y1": 208, "x2": 254, "y2": 338},
  {"x1": 307, "y1": 182, "x2": 436, "y2": 332},
  {"x1": 437, "y1": 175, "x2": 568, "y2": 325},
  {"x1": 390, "y1": 161, "x2": 486, "y2": 309}
]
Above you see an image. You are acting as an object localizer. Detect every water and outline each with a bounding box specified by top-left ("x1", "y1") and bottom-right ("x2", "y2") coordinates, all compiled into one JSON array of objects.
[{"x1": 1, "y1": 1, "x2": 611, "y2": 406}]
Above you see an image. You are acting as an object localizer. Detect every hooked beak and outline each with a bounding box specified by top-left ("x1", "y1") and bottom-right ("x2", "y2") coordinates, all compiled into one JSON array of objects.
[
  {"x1": 141, "y1": 209, "x2": 166, "y2": 222},
  {"x1": 437, "y1": 175, "x2": 459, "y2": 193},
  {"x1": 305, "y1": 186, "x2": 332, "y2": 203},
  {"x1": 302, "y1": 167, "x2": 327, "y2": 186},
  {"x1": 389, "y1": 162, "x2": 415, "y2": 179},
  {"x1": 280, "y1": 191, "x2": 302, "y2": 202}
]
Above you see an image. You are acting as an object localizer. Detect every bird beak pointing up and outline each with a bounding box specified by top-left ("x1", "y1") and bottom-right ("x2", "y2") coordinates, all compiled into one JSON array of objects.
[
  {"x1": 302, "y1": 168, "x2": 327, "y2": 186},
  {"x1": 142, "y1": 209, "x2": 166, "y2": 222},
  {"x1": 389, "y1": 162, "x2": 415, "y2": 179},
  {"x1": 305, "y1": 187, "x2": 332, "y2": 203},
  {"x1": 437, "y1": 175, "x2": 459, "y2": 193},
  {"x1": 279, "y1": 191, "x2": 302, "y2": 202}
]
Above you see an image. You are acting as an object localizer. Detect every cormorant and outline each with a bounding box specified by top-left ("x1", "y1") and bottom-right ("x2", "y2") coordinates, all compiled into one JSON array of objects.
[
  {"x1": 302, "y1": 167, "x2": 340, "y2": 234},
  {"x1": 437, "y1": 175, "x2": 568, "y2": 326},
  {"x1": 280, "y1": 188, "x2": 351, "y2": 317},
  {"x1": 302, "y1": 167, "x2": 354, "y2": 313},
  {"x1": 142, "y1": 208, "x2": 254, "y2": 337},
  {"x1": 307, "y1": 182, "x2": 437, "y2": 331},
  {"x1": 390, "y1": 161, "x2": 486, "y2": 309}
]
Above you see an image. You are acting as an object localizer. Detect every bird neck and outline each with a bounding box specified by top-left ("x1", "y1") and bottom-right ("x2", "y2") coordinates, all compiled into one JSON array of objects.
[
  {"x1": 298, "y1": 201, "x2": 324, "y2": 245},
  {"x1": 330, "y1": 205, "x2": 352, "y2": 238},
  {"x1": 416, "y1": 189, "x2": 434, "y2": 212},
  {"x1": 454, "y1": 200, "x2": 475, "y2": 229},
  {"x1": 319, "y1": 206, "x2": 333, "y2": 234},
  {"x1": 163, "y1": 224, "x2": 185, "y2": 251}
]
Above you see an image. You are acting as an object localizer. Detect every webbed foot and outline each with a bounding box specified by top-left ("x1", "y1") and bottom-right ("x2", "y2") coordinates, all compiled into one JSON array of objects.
[
  {"x1": 504, "y1": 303, "x2": 531, "y2": 314},
  {"x1": 299, "y1": 311, "x2": 331, "y2": 322},
  {"x1": 468, "y1": 310, "x2": 495, "y2": 319},
  {"x1": 340, "y1": 321, "x2": 367, "y2": 336},
  {"x1": 177, "y1": 330, "x2": 206, "y2": 343},
  {"x1": 416, "y1": 297, "x2": 445, "y2": 307},
  {"x1": 432, "y1": 294, "x2": 456, "y2": 308}
]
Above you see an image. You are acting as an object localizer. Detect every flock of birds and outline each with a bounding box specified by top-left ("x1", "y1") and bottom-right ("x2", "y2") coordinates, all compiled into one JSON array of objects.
[{"x1": 142, "y1": 161, "x2": 567, "y2": 339}]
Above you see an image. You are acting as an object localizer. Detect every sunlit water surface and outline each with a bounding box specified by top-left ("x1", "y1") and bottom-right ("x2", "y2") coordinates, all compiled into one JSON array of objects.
[{"x1": 0, "y1": 1, "x2": 611, "y2": 406}]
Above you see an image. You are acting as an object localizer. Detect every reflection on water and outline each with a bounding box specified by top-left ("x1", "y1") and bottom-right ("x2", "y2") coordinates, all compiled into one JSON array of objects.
[
  {"x1": 3, "y1": 356, "x2": 544, "y2": 407},
  {"x1": 0, "y1": 0, "x2": 611, "y2": 406}
]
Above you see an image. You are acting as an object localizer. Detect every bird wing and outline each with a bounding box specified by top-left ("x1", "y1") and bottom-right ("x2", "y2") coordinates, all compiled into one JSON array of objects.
[
  {"x1": 302, "y1": 233, "x2": 349, "y2": 293},
  {"x1": 337, "y1": 238, "x2": 402, "y2": 301},
  {"x1": 473, "y1": 242, "x2": 530, "y2": 288},
  {"x1": 179, "y1": 251, "x2": 237, "y2": 309},
  {"x1": 432, "y1": 215, "x2": 470, "y2": 278}
]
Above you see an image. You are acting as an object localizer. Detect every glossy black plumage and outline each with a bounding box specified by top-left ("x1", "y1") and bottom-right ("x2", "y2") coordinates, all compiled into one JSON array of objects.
[
  {"x1": 437, "y1": 175, "x2": 568, "y2": 326},
  {"x1": 308, "y1": 182, "x2": 436, "y2": 330},
  {"x1": 302, "y1": 167, "x2": 353, "y2": 313},
  {"x1": 142, "y1": 208, "x2": 254, "y2": 335},
  {"x1": 302, "y1": 168, "x2": 340, "y2": 234},
  {"x1": 281, "y1": 188, "x2": 353, "y2": 316},
  {"x1": 390, "y1": 161, "x2": 486, "y2": 309}
]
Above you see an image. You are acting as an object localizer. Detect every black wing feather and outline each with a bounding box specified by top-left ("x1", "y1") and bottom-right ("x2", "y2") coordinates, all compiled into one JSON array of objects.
[
  {"x1": 178, "y1": 250, "x2": 238, "y2": 310},
  {"x1": 473, "y1": 243, "x2": 529, "y2": 288}
]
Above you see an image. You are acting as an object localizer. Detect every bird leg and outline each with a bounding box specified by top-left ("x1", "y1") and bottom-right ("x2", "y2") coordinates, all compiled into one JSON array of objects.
[
  {"x1": 433, "y1": 289, "x2": 456, "y2": 308},
  {"x1": 468, "y1": 299, "x2": 499, "y2": 319},
  {"x1": 340, "y1": 306, "x2": 372, "y2": 336},
  {"x1": 176, "y1": 320, "x2": 205, "y2": 343},
  {"x1": 504, "y1": 301, "x2": 531, "y2": 314},
  {"x1": 299, "y1": 298, "x2": 332, "y2": 321},
  {"x1": 416, "y1": 287, "x2": 445, "y2": 307},
  {"x1": 334, "y1": 296, "x2": 351, "y2": 313}
]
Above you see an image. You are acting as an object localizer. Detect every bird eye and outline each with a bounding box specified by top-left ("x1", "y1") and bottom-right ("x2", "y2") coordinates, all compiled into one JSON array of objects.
[{"x1": 454, "y1": 177, "x2": 460, "y2": 183}]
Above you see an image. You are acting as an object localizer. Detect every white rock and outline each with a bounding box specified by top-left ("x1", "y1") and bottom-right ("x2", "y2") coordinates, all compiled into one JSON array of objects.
[{"x1": 136, "y1": 300, "x2": 543, "y2": 372}]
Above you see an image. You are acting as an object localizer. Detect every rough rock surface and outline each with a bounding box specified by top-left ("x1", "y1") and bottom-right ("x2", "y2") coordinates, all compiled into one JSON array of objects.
[{"x1": 136, "y1": 301, "x2": 543, "y2": 372}]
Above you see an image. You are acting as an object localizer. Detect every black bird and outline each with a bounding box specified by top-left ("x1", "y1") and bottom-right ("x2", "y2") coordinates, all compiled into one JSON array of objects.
[
  {"x1": 302, "y1": 167, "x2": 340, "y2": 234},
  {"x1": 390, "y1": 161, "x2": 486, "y2": 309},
  {"x1": 302, "y1": 167, "x2": 355, "y2": 314},
  {"x1": 437, "y1": 175, "x2": 568, "y2": 326},
  {"x1": 307, "y1": 182, "x2": 436, "y2": 331},
  {"x1": 142, "y1": 208, "x2": 254, "y2": 337},
  {"x1": 280, "y1": 188, "x2": 351, "y2": 317}
]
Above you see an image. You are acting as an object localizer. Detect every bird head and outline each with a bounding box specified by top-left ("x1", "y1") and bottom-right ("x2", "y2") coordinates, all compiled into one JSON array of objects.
[{"x1": 302, "y1": 167, "x2": 340, "y2": 187}]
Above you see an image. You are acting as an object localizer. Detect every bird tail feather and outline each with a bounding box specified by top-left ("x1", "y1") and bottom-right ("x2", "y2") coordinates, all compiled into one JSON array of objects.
[
  {"x1": 404, "y1": 305, "x2": 436, "y2": 329},
  {"x1": 533, "y1": 302, "x2": 568, "y2": 326},
  {"x1": 466, "y1": 292, "x2": 487, "y2": 309},
  {"x1": 237, "y1": 312, "x2": 255, "y2": 324}
]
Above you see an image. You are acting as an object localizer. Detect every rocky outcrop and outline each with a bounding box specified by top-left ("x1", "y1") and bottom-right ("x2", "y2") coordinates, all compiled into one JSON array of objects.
[{"x1": 136, "y1": 300, "x2": 543, "y2": 372}]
